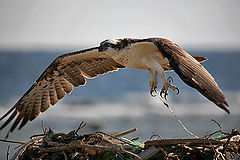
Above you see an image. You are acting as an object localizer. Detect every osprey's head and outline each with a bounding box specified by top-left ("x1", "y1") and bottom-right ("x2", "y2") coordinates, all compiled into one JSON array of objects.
[{"x1": 98, "y1": 39, "x2": 129, "y2": 52}]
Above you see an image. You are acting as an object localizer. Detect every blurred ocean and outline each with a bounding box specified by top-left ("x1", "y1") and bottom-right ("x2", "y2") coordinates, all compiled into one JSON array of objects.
[{"x1": 0, "y1": 48, "x2": 240, "y2": 158}]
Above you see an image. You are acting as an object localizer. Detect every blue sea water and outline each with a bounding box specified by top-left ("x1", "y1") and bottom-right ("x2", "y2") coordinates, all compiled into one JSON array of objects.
[{"x1": 0, "y1": 48, "x2": 240, "y2": 158}]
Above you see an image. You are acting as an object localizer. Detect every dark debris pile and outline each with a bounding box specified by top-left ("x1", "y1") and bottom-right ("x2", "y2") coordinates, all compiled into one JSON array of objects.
[
  {"x1": 2, "y1": 122, "x2": 240, "y2": 160},
  {"x1": 144, "y1": 129, "x2": 240, "y2": 160}
]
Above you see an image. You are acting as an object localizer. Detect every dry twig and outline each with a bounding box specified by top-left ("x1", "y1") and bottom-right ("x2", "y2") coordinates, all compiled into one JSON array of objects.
[
  {"x1": 157, "y1": 94, "x2": 199, "y2": 138},
  {"x1": 7, "y1": 145, "x2": 10, "y2": 160},
  {"x1": 39, "y1": 140, "x2": 142, "y2": 160},
  {"x1": 11, "y1": 137, "x2": 43, "y2": 160}
]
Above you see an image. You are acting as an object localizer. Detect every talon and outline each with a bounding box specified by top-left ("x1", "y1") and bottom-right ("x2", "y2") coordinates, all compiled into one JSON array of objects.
[
  {"x1": 166, "y1": 79, "x2": 179, "y2": 95},
  {"x1": 149, "y1": 78, "x2": 158, "y2": 97},
  {"x1": 167, "y1": 76, "x2": 173, "y2": 83},
  {"x1": 160, "y1": 88, "x2": 168, "y2": 100},
  {"x1": 164, "y1": 93, "x2": 168, "y2": 100},
  {"x1": 176, "y1": 87, "x2": 180, "y2": 95},
  {"x1": 160, "y1": 90, "x2": 164, "y2": 98},
  {"x1": 150, "y1": 90, "x2": 157, "y2": 97}
]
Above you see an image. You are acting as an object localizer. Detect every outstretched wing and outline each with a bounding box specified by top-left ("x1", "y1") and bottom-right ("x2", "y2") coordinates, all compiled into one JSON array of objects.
[
  {"x1": 151, "y1": 38, "x2": 229, "y2": 113},
  {"x1": 0, "y1": 47, "x2": 125, "y2": 137}
]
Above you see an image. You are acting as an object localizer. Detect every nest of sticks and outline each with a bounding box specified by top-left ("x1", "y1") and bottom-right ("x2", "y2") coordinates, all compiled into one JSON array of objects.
[
  {"x1": 2, "y1": 121, "x2": 240, "y2": 160},
  {"x1": 7, "y1": 121, "x2": 143, "y2": 160}
]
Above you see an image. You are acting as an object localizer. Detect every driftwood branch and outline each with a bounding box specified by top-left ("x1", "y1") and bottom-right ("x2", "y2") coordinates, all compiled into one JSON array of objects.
[
  {"x1": 145, "y1": 138, "x2": 224, "y2": 148},
  {"x1": 113, "y1": 128, "x2": 137, "y2": 138}
]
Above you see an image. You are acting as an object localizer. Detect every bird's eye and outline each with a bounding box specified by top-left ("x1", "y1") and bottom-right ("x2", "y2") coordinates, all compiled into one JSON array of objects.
[
  {"x1": 100, "y1": 41, "x2": 111, "y2": 48},
  {"x1": 106, "y1": 43, "x2": 111, "y2": 47}
]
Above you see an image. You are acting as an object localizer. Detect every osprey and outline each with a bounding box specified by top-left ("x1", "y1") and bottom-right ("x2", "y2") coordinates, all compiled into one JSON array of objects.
[{"x1": 0, "y1": 37, "x2": 229, "y2": 137}]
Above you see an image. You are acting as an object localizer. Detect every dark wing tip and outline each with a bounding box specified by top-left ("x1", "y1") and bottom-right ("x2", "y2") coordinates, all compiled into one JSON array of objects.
[
  {"x1": 216, "y1": 100, "x2": 230, "y2": 114},
  {"x1": 0, "y1": 106, "x2": 17, "y2": 130},
  {"x1": 0, "y1": 106, "x2": 19, "y2": 139}
]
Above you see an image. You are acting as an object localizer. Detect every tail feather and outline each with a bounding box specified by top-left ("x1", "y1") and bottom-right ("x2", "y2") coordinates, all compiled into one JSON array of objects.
[{"x1": 193, "y1": 56, "x2": 207, "y2": 63}]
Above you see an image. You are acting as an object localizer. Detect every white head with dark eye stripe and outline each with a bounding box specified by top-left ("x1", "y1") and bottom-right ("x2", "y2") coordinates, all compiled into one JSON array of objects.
[
  {"x1": 98, "y1": 39, "x2": 131, "y2": 52},
  {"x1": 98, "y1": 39, "x2": 121, "y2": 52}
]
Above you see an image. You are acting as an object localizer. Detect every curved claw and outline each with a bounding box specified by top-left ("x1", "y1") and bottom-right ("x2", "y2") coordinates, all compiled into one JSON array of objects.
[
  {"x1": 160, "y1": 90, "x2": 168, "y2": 100},
  {"x1": 175, "y1": 87, "x2": 180, "y2": 95},
  {"x1": 164, "y1": 93, "x2": 168, "y2": 100},
  {"x1": 160, "y1": 91, "x2": 163, "y2": 98},
  {"x1": 150, "y1": 90, "x2": 157, "y2": 97}
]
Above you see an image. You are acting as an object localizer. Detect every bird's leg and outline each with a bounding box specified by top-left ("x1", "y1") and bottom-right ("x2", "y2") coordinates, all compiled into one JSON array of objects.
[
  {"x1": 158, "y1": 69, "x2": 179, "y2": 100},
  {"x1": 148, "y1": 69, "x2": 158, "y2": 96},
  {"x1": 158, "y1": 69, "x2": 169, "y2": 99},
  {"x1": 145, "y1": 59, "x2": 179, "y2": 99}
]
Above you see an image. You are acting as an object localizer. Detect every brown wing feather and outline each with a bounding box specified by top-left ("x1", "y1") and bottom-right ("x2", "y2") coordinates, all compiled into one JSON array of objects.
[
  {"x1": 152, "y1": 38, "x2": 229, "y2": 113},
  {"x1": 0, "y1": 47, "x2": 125, "y2": 137}
]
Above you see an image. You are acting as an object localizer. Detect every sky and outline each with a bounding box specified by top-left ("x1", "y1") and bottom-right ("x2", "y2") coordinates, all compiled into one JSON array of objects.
[{"x1": 0, "y1": 0, "x2": 239, "y2": 49}]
